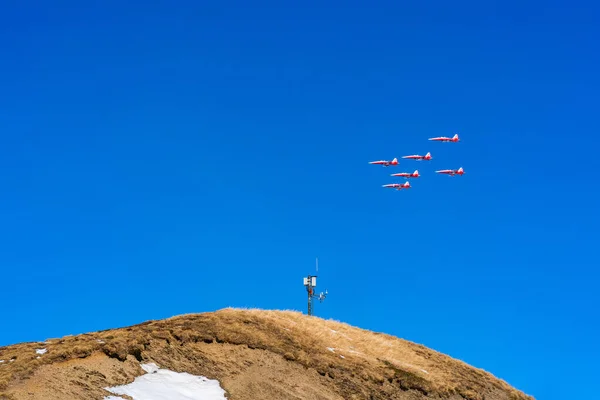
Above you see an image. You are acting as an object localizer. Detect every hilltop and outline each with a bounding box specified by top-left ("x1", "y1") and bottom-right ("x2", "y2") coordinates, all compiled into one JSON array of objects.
[{"x1": 0, "y1": 308, "x2": 533, "y2": 400}]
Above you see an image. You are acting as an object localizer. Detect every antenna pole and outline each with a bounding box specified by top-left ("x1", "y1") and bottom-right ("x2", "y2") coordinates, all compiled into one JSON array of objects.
[
  {"x1": 303, "y1": 258, "x2": 327, "y2": 316},
  {"x1": 308, "y1": 275, "x2": 313, "y2": 316}
]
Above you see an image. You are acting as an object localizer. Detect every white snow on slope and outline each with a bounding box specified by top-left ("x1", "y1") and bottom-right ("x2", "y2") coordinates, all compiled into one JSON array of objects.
[
  {"x1": 36, "y1": 348, "x2": 47, "y2": 355},
  {"x1": 141, "y1": 363, "x2": 159, "y2": 373},
  {"x1": 104, "y1": 363, "x2": 227, "y2": 400}
]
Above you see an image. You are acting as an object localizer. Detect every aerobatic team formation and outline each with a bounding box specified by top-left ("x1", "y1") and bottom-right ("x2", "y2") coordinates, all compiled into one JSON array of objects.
[{"x1": 369, "y1": 133, "x2": 464, "y2": 191}]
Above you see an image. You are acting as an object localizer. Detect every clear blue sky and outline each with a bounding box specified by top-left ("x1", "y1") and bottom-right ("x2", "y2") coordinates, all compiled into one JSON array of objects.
[{"x1": 1, "y1": 1, "x2": 598, "y2": 398}]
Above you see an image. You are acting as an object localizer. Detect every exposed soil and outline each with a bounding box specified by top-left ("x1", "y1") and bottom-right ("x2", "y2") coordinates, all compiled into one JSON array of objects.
[{"x1": 0, "y1": 308, "x2": 533, "y2": 400}]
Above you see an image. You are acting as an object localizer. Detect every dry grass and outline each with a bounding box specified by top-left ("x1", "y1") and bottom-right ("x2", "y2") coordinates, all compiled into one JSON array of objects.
[{"x1": 0, "y1": 308, "x2": 534, "y2": 400}]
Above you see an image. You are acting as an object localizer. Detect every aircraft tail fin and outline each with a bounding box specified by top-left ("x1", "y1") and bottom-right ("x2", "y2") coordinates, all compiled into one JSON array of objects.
[{"x1": 453, "y1": 134, "x2": 459, "y2": 140}]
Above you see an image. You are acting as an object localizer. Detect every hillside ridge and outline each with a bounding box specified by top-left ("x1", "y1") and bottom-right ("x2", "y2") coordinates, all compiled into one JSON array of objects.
[{"x1": 0, "y1": 308, "x2": 533, "y2": 400}]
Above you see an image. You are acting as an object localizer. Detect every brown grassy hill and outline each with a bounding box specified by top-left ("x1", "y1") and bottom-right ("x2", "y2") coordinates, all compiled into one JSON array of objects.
[{"x1": 0, "y1": 308, "x2": 533, "y2": 400}]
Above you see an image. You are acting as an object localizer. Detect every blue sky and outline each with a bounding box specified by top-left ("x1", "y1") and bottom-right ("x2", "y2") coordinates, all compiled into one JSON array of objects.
[{"x1": 1, "y1": 1, "x2": 598, "y2": 398}]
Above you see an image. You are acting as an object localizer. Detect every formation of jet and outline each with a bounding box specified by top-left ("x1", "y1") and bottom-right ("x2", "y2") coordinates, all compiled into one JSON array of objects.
[
  {"x1": 368, "y1": 157, "x2": 398, "y2": 167},
  {"x1": 428, "y1": 133, "x2": 460, "y2": 142},
  {"x1": 370, "y1": 133, "x2": 464, "y2": 191},
  {"x1": 436, "y1": 167, "x2": 464, "y2": 176},
  {"x1": 402, "y1": 152, "x2": 432, "y2": 161},
  {"x1": 390, "y1": 170, "x2": 419, "y2": 178},
  {"x1": 382, "y1": 182, "x2": 410, "y2": 190}
]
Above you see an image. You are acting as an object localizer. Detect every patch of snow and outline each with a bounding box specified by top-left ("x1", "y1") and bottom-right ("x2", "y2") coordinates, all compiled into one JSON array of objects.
[
  {"x1": 104, "y1": 363, "x2": 227, "y2": 400},
  {"x1": 0, "y1": 360, "x2": 4, "y2": 363},
  {"x1": 36, "y1": 356, "x2": 41, "y2": 359},
  {"x1": 421, "y1": 369, "x2": 429, "y2": 374},
  {"x1": 340, "y1": 355, "x2": 345, "y2": 359},
  {"x1": 97, "y1": 339, "x2": 105, "y2": 344},
  {"x1": 326, "y1": 347, "x2": 335, "y2": 352},
  {"x1": 141, "y1": 363, "x2": 160, "y2": 374},
  {"x1": 330, "y1": 329, "x2": 337, "y2": 334},
  {"x1": 36, "y1": 348, "x2": 47, "y2": 355}
]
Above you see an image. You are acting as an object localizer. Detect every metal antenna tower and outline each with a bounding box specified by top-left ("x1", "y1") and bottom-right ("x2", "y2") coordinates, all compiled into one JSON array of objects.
[{"x1": 303, "y1": 257, "x2": 328, "y2": 316}]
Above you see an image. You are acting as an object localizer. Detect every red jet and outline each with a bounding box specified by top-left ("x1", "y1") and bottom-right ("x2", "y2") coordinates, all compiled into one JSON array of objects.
[
  {"x1": 390, "y1": 169, "x2": 419, "y2": 179},
  {"x1": 402, "y1": 152, "x2": 431, "y2": 161},
  {"x1": 369, "y1": 157, "x2": 398, "y2": 167},
  {"x1": 428, "y1": 134, "x2": 460, "y2": 142},
  {"x1": 435, "y1": 167, "x2": 464, "y2": 176},
  {"x1": 382, "y1": 181, "x2": 411, "y2": 190}
]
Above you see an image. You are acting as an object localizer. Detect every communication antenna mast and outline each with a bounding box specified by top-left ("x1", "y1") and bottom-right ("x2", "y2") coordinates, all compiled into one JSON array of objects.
[{"x1": 303, "y1": 257, "x2": 328, "y2": 316}]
